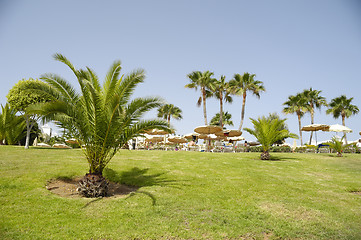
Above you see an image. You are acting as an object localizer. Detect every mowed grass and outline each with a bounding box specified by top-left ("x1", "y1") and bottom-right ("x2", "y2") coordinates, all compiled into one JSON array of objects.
[{"x1": 0, "y1": 146, "x2": 361, "y2": 239}]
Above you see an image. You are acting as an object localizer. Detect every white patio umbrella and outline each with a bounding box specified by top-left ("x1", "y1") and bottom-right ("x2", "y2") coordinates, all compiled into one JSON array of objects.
[{"x1": 326, "y1": 124, "x2": 352, "y2": 133}]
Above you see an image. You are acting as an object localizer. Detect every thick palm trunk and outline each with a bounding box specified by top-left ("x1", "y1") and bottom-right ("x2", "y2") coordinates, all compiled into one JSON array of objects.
[
  {"x1": 238, "y1": 93, "x2": 247, "y2": 131},
  {"x1": 219, "y1": 92, "x2": 223, "y2": 128},
  {"x1": 202, "y1": 89, "x2": 207, "y2": 125},
  {"x1": 298, "y1": 113, "x2": 303, "y2": 146}
]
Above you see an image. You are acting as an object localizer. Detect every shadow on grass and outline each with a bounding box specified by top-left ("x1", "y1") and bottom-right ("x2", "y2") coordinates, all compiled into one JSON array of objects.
[{"x1": 103, "y1": 167, "x2": 182, "y2": 206}]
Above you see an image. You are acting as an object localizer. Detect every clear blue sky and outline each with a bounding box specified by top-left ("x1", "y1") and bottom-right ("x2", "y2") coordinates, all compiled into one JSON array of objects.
[{"x1": 1, "y1": 0, "x2": 360, "y2": 144}]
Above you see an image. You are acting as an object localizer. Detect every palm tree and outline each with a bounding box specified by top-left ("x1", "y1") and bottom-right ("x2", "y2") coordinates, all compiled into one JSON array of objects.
[
  {"x1": 229, "y1": 72, "x2": 265, "y2": 131},
  {"x1": 326, "y1": 95, "x2": 359, "y2": 143},
  {"x1": 27, "y1": 53, "x2": 170, "y2": 197},
  {"x1": 212, "y1": 75, "x2": 233, "y2": 127},
  {"x1": 302, "y1": 88, "x2": 327, "y2": 145},
  {"x1": 185, "y1": 71, "x2": 216, "y2": 125},
  {"x1": 0, "y1": 103, "x2": 26, "y2": 145},
  {"x1": 283, "y1": 93, "x2": 307, "y2": 146},
  {"x1": 157, "y1": 103, "x2": 183, "y2": 126},
  {"x1": 325, "y1": 136, "x2": 354, "y2": 157},
  {"x1": 244, "y1": 116, "x2": 298, "y2": 160},
  {"x1": 210, "y1": 111, "x2": 234, "y2": 128}
]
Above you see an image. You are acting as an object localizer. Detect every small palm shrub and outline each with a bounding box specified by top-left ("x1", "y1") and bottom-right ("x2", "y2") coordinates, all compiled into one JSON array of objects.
[
  {"x1": 244, "y1": 116, "x2": 297, "y2": 160},
  {"x1": 27, "y1": 54, "x2": 170, "y2": 197},
  {"x1": 325, "y1": 136, "x2": 353, "y2": 157}
]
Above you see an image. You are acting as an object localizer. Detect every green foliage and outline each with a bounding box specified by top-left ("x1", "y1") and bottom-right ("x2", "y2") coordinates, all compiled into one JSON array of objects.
[
  {"x1": 229, "y1": 72, "x2": 265, "y2": 130},
  {"x1": 244, "y1": 115, "x2": 298, "y2": 159},
  {"x1": 26, "y1": 53, "x2": 170, "y2": 175},
  {"x1": 210, "y1": 111, "x2": 233, "y2": 127},
  {"x1": 326, "y1": 95, "x2": 359, "y2": 119},
  {"x1": 6, "y1": 78, "x2": 50, "y2": 112},
  {"x1": 185, "y1": 70, "x2": 216, "y2": 124},
  {"x1": 0, "y1": 103, "x2": 26, "y2": 145},
  {"x1": 325, "y1": 136, "x2": 354, "y2": 157},
  {"x1": 157, "y1": 103, "x2": 183, "y2": 126}
]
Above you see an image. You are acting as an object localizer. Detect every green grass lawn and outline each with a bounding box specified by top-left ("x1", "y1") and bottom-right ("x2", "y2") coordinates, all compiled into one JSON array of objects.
[{"x1": 1, "y1": 146, "x2": 361, "y2": 239}]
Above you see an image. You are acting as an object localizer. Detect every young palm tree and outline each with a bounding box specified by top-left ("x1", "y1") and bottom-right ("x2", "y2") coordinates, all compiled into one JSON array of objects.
[
  {"x1": 0, "y1": 103, "x2": 26, "y2": 145},
  {"x1": 157, "y1": 103, "x2": 183, "y2": 126},
  {"x1": 212, "y1": 75, "x2": 233, "y2": 127},
  {"x1": 326, "y1": 95, "x2": 359, "y2": 143},
  {"x1": 283, "y1": 93, "x2": 307, "y2": 146},
  {"x1": 302, "y1": 88, "x2": 327, "y2": 145},
  {"x1": 229, "y1": 72, "x2": 265, "y2": 131},
  {"x1": 210, "y1": 111, "x2": 233, "y2": 128},
  {"x1": 244, "y1": 116, "x2": 298, "y2": 160},
  {"x1": 325, "y1": 136, "x2": 354, "y2": 157},
  {"x1": 27, "y1": 53, "x2": 170, "y2": 197},
  {"x1": 185, "y1": 71, "x2": 216, "y2": 125}
]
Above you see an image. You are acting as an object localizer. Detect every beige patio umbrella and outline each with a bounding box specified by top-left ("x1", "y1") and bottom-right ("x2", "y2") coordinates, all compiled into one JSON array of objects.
[
  {"x1": 184, "y1": 132, "x2": 200, "y2": 139},
  {"x1": 227, "y1": 136, "x2": 245, "y2": 141},
  {"x1": 145, "y1": 136, "x2": 163, "y2": 142},
  {"x1": 145, "y1": 129, "x2": 170, "y2": 135},
  {"x1": 168, "y1": 136, "x2": 187, "y2": 144},
  {"x1": 301, "y1": 124, "x2": 330, "y2": 131},
  {"x1": 65, "y1": 138, "x2": 78, "y2": 144},
  {"x1": 215, "y1": 129, "x2": 242, "y2": 137},
  {"x1": 194, "y1": 125, "x2": 223, "y2": 135},
  {"x1": 302, "y1": 124, "x2": 330, "y2": 145},
  {"x1": 197, "y1": 134, "x2": 209, "y2": 139}
]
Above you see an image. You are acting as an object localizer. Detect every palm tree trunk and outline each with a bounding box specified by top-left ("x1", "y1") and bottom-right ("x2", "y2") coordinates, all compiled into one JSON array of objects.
[
  {"x1": 219, "y1": 92, "x2": 223, "y2": 128},
  {"x1": 297, "y1": 113, "x2": 303, "y2": 146},
  {"x1": 238, "y1": 92, "x2": 247, "y2": 131},
  {"x1": 308, "y1": 107, "x2": 314, "y2": 145},
  {"x1": 342, "y1": 115, "x2": 347, "y2": 144},
  {"x1": 202, "y1": 88, "x2": 207, "y2": 125},
  {"x1": 25, "y1": 115, "x2": 31, "y2": 149}
]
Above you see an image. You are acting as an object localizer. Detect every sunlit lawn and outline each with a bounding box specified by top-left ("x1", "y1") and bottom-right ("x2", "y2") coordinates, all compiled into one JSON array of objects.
[{"x1": 1, "y1": 146, "x2": 361, "y2": 239}]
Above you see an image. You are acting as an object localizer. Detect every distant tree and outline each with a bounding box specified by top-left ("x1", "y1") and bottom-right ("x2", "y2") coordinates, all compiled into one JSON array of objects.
[
  {"x1": 212, "y1": 75, "x2": 233, "y2": 127},
  {"x1": 185, "y1": 71, "x2": 216, "y2": 125},
  {"x1": 229, "y1": 73, "x2": 265, "y2": 130},
  {"x1": 283, "y1": 93, "x2": 307, "y2": 146},
  {"x1": 26, "y1": 53, "x2": 170, "y2": 197},
  {"x1": 0, "y1": 103, "x2": 26, "y2": 145},
  {"x1": 6, "y1": 79, "x2": 50, "y2": 149},
  {"x1": 302, "y1": 88, "x2": 327, "y2": 145},
  {"x1": 210, "y1": 111, "x2": 233, "y2": 128},
  {"x1": 244, "y1": 116, "x2": 298, "y2": 160},
  {"x1": 326, "y1": 95, "x2": 359, "y2": 143},
  {"x1": 157, "y1": 103, "x2": 183, "y2": 126}
]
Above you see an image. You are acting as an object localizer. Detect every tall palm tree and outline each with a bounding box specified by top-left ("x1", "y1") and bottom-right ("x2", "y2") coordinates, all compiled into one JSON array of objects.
[
  {"x1": 244, "y1": 116, "x2": 298, "y2": 160},
  {"x1": 302, "y1": 88, "x2": 327, "y2": 145},
  {"x1": 283, "y1": 93, "x2": 307, "y2": 146},
  {"x1": 27, "y1": 53, "x2": 170, "y2": 197},
  {"x1": 157, "y1": 103, "x2": 183, "y2": 126},
  {"x1": 212, "y1": 75, "x2": 233, "y2": 127},
  {"x1": 210, "y1": 111, "x2": 233, "y2": 128},
  {"x1": 229, "y1": 72, "x2": 265, "y2": 131},
  {"x1": 326, "y1": 95, "x2": 359, "y2": 143},
  {"x1": 185, "y1": 71, "x2": 216, "y2": 125}
]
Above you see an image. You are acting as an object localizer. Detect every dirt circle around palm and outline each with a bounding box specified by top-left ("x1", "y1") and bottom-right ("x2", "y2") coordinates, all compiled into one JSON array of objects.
[{"x1": 46, "y1": 177, "x2": 138, "y2": 199}]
